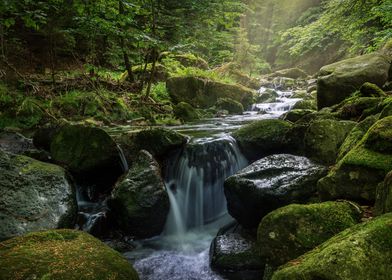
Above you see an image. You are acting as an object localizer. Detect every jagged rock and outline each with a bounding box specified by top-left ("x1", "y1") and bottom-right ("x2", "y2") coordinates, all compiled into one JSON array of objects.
[{"x1": 108, "y1": 150, "x2": 169, "y2": 238}]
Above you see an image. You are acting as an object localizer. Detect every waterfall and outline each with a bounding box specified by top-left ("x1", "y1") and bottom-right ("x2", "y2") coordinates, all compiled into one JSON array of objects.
[{"x1": 163, "y1": 135, "x2": 248, "y2": 237}]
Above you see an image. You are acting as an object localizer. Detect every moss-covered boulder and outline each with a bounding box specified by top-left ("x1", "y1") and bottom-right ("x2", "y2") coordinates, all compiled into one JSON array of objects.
[
  {"x1": 304, "y1": 119, "x2": 356, "y2": 164},
  {"x1": 272, "y1": 213, "x2": 392, "y2": 280},
  {"x1": 317, "y1": 53, "x2": 391, "y2": 109},
  {"x1": 333, "y1": 96, "x2": 382, "y2": 120},
  {"x1": 318, "y1": 117, "x2": 392, "y2": 202},
  {"x1": 224, "y1": 154, "x2": 327, "y2": 228},
  {"x1": 282, "y1": 109, "x2": 315, "y2": 123},
  {"x1": 257, "y1": 88, "x2": 279, "y2": 103},
  {"x1": 257, "y1": 201, "x2": 362, "y2": 267},
  {"x1": 269, "y1": 68, "x2": 309, "y2": 79},
  {"x1": 337, "y1": 114, "x2": 379, "y2": 161},
  {"x1": 0, "y1": 229, "x2": 139, "y2": 280},
  {"x1": 375, "y1": 172, "x2": 392, "y2": 216},
  {"x1": 115, "y1": 128, "x2": 186, "y2": 163},
  {"x1": 166, "y1": 76, "x2": 255, "y2": 109},
  {"x1": 0, "y1": 150, "x2": 76, "y2": 241},
  {"x1": 292, "y1": 99, "x2": 317, "y2": 110},
  {"x1": 108, "y1": 150, "x2": 169, "y2": 238},
  {"x1": 210, "y1": 223, "x2": 265, "y2": 280},
  {"x1": 174, "y1": 101, "x2": 200, "y2": 122},
  {"x1": 216, "y1": 98, "x2": 244, "y2": 114},
  {"x1": 50, "y1": 124, "x2": 123, "y2": 176},
  {"x1": 359, "y1": 82, "x2": 386, "y2": 97},
  {"x1": 168, "y1": 53, "x2": 209, "y2": 69},
  {"x1": 233, "y1": 119, "x2": 292, "y2": 161}
]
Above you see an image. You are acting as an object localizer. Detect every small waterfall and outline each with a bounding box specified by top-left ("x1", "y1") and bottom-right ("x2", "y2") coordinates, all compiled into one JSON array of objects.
[
  {"x1": 163, "y1": 136, "x2": 248, "y2": 237},
  {"x1": 117, "y1": 144, "x2": 129, "y2": 172}
]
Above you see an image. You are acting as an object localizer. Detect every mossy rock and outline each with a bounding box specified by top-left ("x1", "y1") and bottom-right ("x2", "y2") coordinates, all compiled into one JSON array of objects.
[
  {"x1": 337, "y1": 114, "x2": 379, "y2": 161},
  {"x1": 269, "y1": 68, "x2": 309, "y2": 79},
  {"x1": 166, "y1": 76, "x2": 255, "y2": 109},
  {"x1": 359, "y1": 82, "x2": 386, "y2": 97},
  {"x1": 174, "y1": 102, "x2": 200, "y2": 122},
  {"x1": 333, "y1": 96, "x2": 383, "y2": 120},
  {"x1": 318, "y1": 118, "x2": 392, "y2": 202},
  {"x1": 257, "y1": 89, "x2": 279, "y2": 103},
  {"x1": 257, "y1": 201, "x2": 362, "y2": 267},
  {"x1": 292, "y1": 99, "x2": 317, "y2": 110},
  {"x1": 380, "y1": 97, "x2": 392, "y2": 119},
  {"x1": 271, "y1": 213, "x2": 392, "y2": 280},
  {"x1": 0, "y1": 229, "x2": 139, "y2": 280},
  {"x1": 317, "y1": 53, "x2": 391, "y2": 109},
  {"x1": 363, "y1": 115, "x2": 392, "y2": 154},
  {"x1": 282, "y1": 109, "x2": 315, "y2": 123},
  {"x1": 304, "y1": 119, "x2": 356, "y2": 164},
  {"x1": 50, "y1": 124, "x2": 122, "y2": 175},
  {"x1": 216, "y1": 98, "x2": 244, "y2": 114},
  {"x1": 108, "y1": 150, "x2": 169, "y2": 238},
  {"x1": 0, "y1": 150, "x2": 76, "y2": 241},
  {"x1": 375, "y1": 172, "x2": 392, "y2": 216},
  {"x1": 169, "y1": 53, "x2": 209, "y2": 69},
  {"x1": 233, "y1": 119, "x2": 292, "y2": 161}
]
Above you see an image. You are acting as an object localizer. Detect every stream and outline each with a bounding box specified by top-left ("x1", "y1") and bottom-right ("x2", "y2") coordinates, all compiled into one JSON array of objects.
[{"x1": 121, "y1": 87, "x2": 302, "y2": 279}]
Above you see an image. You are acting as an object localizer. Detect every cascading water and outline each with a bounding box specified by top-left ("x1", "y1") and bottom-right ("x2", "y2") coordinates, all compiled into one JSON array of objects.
[
  {"x1": 124, "y1": 85, "x2": 303, "y2": 279},
  {"x1": 164, "y1": 136, "x2": 248, "y2": 237}
]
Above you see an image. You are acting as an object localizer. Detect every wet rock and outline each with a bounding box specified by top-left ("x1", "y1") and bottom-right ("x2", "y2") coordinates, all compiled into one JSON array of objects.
[
  {"x1": 272, "y1": 213, "x2": 392, "y2": 280},
  {"x1": 224, "y1": 154, "x2": 327, "y2": 228},
  {"x1": 0, "y1": 150, "x2": 76, "y2": 240},
  {"x1": 210, "y1": 223, "x2": 264, "y2": 280},
  {"x1": 167, "y1": 76, "x2": 255, "y2": 109},
  {"x1": 375, "y1": 171, "x2": 392, "y2": 216},
  {"x1": 0, "y1": 131, "x2": 34, "y2": 154},
  {"x1": 108, "y1": 150, "x2": 169, "y2": 238},
  {"x1": 257, "y1": 89, "x2": 279, "y2": 103},
  {"x1": 257, "y1": 201, "x2": 362, "y2": 267},
  {"x1": 317, "y1": 53, "x2": 391, "y2": 109},
  {"x1": 318, "y1": 117, "x2": 392, "y2": 202},
  {"x1": 304, "y1": 119, "x2": 356, "y2": 164},
  {"x1": 0, "y1": 229, "x2": 139, "y2": 280},
  {"x1": 233, "y1": 119, "x2": 292, "y2": 161}
]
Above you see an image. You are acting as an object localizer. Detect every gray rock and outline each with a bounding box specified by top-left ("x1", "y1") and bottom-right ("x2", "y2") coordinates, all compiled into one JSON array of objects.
[
  {"x1": 0, "y1": 131, "x2": 34, "y2": 154},
  {"x1": 0, "y1": 150, "x2": 76, "y2": 240},
  {"x1": 108, "y1": 150, "x2": 169, "y2": 238},
  {"x1": 224, "y1": 154, "x2": 327, "y2": 228}
]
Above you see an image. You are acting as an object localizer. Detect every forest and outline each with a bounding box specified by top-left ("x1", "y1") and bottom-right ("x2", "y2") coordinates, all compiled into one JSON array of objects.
[{"x1": 0, "y1": 0, "x2": 392, "y2": 279}]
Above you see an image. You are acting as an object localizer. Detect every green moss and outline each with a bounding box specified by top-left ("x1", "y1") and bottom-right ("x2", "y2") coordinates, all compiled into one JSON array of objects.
[
  {"x1": 359, "y1": 82, "x2": 386, "y2": 97},
  {"x1": 292, "y1": 99, "x2": 317, "y2": 110},
  {"x1": 216, "y1": 98, "x2": 244, "y2": 114},
  {"x1": 333, "y1": 96, "x2": 383, "y2": 120},
  {"x1": 257, "y1": 201, "x2": 362, "y2": 266},
  {"x1": 0, "y1": 229, "x2": 139, "y2": 280},
  {"x1": 233, "y1": 119, "x2": 292, "y2": 160},
  {"x1": 272, "y1": 213, "x2": 392, "y2": 280},
  {"x1": 173, "y1": 102, "x2": 199, "y2": 122}
]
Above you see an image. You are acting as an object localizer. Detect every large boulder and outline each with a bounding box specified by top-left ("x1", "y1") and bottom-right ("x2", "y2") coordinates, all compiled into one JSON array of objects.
[
  {"x1": 0, "y1": 150, "x2": 76, "y2": 241},
  {"x1": 318, "y1": 116, "x2": 392, "y2": 202},
  {"x1": 114, "y1": 127, "x2": 186, "y2": 163},
  {"x1": 108, "y1": 150, "x2": 169, "y2": 238},
  {"x1": 0, "y1": 229, "x2": 139, "y2": 280},
  {"x1": 375, "y1": 172, "x2": 392, "y2": 216},
  {"x1": 257, "y1": 201, "x2": 362, "y2": 267},
  {"x1": 224, "y1": 154, "x2": 327, "y2": 228},
  {"x1": 50, "y1": 124, "x2": 124, "y2": 175},
  {"x1": 304, "y1": 119, "x2": 356, "y2": 164},
  {"x1": 216, "y1": 98, "x2": 244, "y2": 114},
  {"x1": 317, "y1": 53, "x2": 391, "y2": 109},
  {"x1": 166, "y1": 76, "x2": 255, "y2": 109},
  {"x1": 272, "y1": 213, "x2": 392, "y2": 280},
  {"x1": 210, "y1": 223, "x2": 265, "y2": 280},
  {"x1": 233, "y1": 119, "x2": 292, "y2": 161},
  {"x1": 173, "y1": 102, "x2": 200, "y2": 122}
]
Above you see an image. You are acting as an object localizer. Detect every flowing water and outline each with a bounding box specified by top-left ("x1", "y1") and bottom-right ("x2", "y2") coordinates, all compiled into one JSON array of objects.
[{"x1": 123, "y1": 87, "x2": 302, "y2": 279}]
